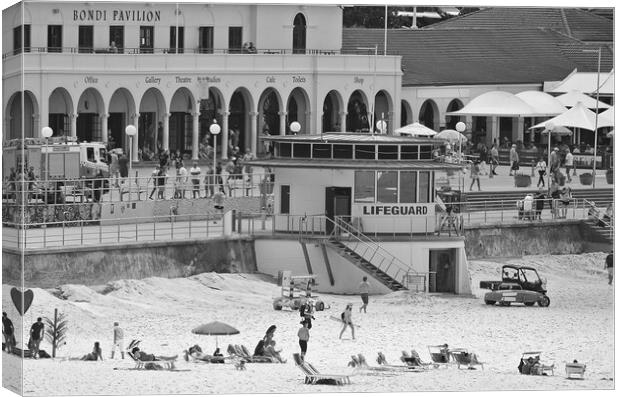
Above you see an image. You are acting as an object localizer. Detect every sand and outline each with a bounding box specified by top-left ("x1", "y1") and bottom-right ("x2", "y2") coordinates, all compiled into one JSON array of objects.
[{"x1": 1, "y1": 252, "x2": 615, "y2": 396}]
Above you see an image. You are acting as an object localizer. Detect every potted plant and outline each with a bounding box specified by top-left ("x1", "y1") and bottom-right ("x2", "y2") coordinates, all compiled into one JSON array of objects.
[
  {"x1": 579, "y1": 172, "x2": 593, "y2": 185},
  {"x1": 514, "y1": 173, "x2": 531, "y2": 188},
  {"x1": 606, "y1": 168, "x2": 613, "y2": 185}
]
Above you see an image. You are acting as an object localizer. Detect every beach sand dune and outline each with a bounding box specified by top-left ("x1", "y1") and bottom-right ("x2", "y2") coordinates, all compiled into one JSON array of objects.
[{"x1": 2, "y1": 253, "x2": 614, "y2": 394}]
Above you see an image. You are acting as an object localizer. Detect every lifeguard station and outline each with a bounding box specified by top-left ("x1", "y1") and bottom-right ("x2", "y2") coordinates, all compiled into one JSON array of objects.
[{"x1": 249, "y1": 133, "x2": 473, "y2": 296}]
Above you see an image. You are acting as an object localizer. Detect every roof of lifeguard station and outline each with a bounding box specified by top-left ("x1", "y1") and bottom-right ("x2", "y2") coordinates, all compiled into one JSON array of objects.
[{"x1": 261, "y1": 132, "x2": 437, "y2": 144}]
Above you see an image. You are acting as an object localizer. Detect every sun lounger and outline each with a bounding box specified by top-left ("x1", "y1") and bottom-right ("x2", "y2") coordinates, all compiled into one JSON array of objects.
[
  {"x1": 227, "y1": 344, "x2": 276, "y2": 363},
  {"x1": 127, "y1": 351, "x2": 177, "y2": 370},
  {"x1": 450, "y1": 348, "x2": 484, "y2": 370},
  {"x1": 293, "y1": 353, "x2": 351, "y2": 385},
  {"x1": 565, "y1": 362, "x2": 586, "y2": 379},
  {"x1": 427, "y1": 345, "x2": 450, "y2": 364}
]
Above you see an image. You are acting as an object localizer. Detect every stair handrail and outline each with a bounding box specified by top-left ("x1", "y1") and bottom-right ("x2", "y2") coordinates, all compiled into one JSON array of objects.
[{"x1": 331, "y1": 215, "x2": 420, "y2": 286}]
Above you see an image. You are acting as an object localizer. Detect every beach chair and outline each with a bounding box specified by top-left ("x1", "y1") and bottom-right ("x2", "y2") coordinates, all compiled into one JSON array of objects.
[
  {"x1": 449, "y1": 348, "x2": 484, "y2": 370},
  {"x1": 520, "y1": 352, "x2": 554, "y2": 376},
  {"x1": 127, "y1": 351, "x2": 177, "y2": 370},
  {"x1": 427, "y1": 345, "x2": 451, "y2": 365},
  {"x1": 293, "y1": 353, "x2": 351, "y2": 385},
  {"x1": 565, "y1": 362, "x2": 586, "y2": 379}
]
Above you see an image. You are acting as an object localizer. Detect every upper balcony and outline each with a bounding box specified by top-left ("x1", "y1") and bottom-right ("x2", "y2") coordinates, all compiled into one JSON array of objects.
[{"x1": 3, "y1": 46, "x2": 402, "y2": 77}]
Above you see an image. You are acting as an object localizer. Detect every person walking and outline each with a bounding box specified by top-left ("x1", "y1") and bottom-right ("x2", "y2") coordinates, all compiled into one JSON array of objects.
[
  {"x1": 2, "y1": 312, "x2": 15, "y2": 354},
  {"x1": 189, "y1": 161, "x2": 202, "y2": 199},
  {"x1": 358, "y1": 276, "x2": 370, "y2": 313},
  {"x1": 174, "y1": 161, "x2": 188, "y2": 199},
  {"x1": 509, "y1": 144, "x2": 519, "y2": 176},
  {"x1": 148, "y1": 165, "x2": 160, "y2": 200},
  {"x1": 29, "y1": 317, "x2": 45, "y2": 359},
  {"x1": 489, "y1": 144, "x2": 499, "y2": 176},
  {"x1": 339, "y1": 304, "x2": 355, "y2": 340},
  {"x1": 118, "y1": 152, "x2": 129, "y2": 184},
  {"x1": 297, "y1": 320, "x2": 310, "y2": 360},
  {"x1": 536, "y1": 158, "x2": 547, "y2": 188},
  {"x1": 564, "y1": 149, "x2": 574, "y2": 183},
  {"x1": 109, "y1": 149, "x2": 120, "y2": 187},
  {"x1": 469, "y1": 160, "x2": 481, "y2": 191},
  {"x1": 111, "y1": 322, "x2": 124, "y2": 359},
  {"x1": 605, "y1": 251, "x2": 613, "y2": 285}
]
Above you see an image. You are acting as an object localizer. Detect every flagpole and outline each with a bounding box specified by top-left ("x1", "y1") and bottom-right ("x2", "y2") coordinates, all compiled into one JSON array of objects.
[{"x1": 384, "y1": 5, "x2": 388, "y2": 55}]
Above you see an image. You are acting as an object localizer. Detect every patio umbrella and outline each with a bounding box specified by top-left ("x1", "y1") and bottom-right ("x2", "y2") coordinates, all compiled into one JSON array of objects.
[
  {"x1": 555, "y1": 90, "x2": 611, "y2": 110},
  {"x1": 530, "y1": 102, "x2": 613, "y2": 131},
  {"x1": 192, "y1": 321, "x2": 240, "y2": 348},
  {"x1": 435, "y1": 129, "x2": 468, "y2": 163},
  {"x1": 395, "y1": 122, "x2": 437, "y2": 137}
]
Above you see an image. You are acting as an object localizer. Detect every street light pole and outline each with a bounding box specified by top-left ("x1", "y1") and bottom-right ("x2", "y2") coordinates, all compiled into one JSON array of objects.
[
  {"x1": 583, "y1": 47, "x2": 602, "y2": 188},
  {"x1": 125, "y1": 125, "x2": 137, "y2": 200},
  {"x1": 41, "y1": 127, "x2": 54, "y2": 203},
  {"x1": 209, "y1": 119, "x2": 222, "y2": 191}
]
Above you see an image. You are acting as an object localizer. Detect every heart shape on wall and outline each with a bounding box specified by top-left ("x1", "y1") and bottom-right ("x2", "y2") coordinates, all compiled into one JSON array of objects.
[{"x1": 10, "y1": 288, "x2": 34, "y2": 316}]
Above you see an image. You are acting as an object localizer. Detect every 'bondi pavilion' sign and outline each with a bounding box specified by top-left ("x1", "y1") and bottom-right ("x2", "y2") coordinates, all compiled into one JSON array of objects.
[{"x1": 73, "y1": 9, "x2": 161, "y2": 22}]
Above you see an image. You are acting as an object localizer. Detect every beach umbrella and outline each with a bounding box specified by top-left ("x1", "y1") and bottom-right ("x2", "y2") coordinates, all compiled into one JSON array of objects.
[
  {"x1": 192, "y1": 321, "x2": 240, "y2": 348},
  {"x1": 395, "y1": 122, "x2": 437, "y2": 137},
  {"x1": 434, "y1": 129, "x2": 468, "y2": 143},
  {"x1": 555, "y1": 90, "x2": 611, "y2": 110}
]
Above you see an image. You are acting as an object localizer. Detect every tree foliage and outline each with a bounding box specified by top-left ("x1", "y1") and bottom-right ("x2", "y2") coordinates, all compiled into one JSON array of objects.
[
  {"x1": 44, "y1": 309, "x2": 68, "y2": 358},
  {"x1": 343, "y1": 6, "x2": 478, "y2": 29}
]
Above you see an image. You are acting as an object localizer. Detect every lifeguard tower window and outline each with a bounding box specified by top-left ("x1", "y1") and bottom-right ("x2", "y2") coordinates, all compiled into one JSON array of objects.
[
  {"x1": 378, "y1": 145, "x2": 398, "y2": 160},
  {"x1": 377, "y1": 171, "x2": 398, "y2": 203},
  {"x1": 87, "y1": 147, "x2": 95, "y2": 162},
  {"x1": 280, "y1": 185, "x2": 290, "y2": 214},
  {"x1": 399, "y1": 171, "x2": 417, "y2": 202},
  {"x1": 278, "y1": 142, "x2": 292, "y2": 157},
  {"x1": 312, "y1": 143, "x2": 331, "y2": 158},
  {"x1": 401, "y1": 145, "x2": 419, "y2": 160},
  {"x1": 333, "y1": 144, "x2": 353, "y2": 159},
  {"x1": 293, "y1": 144, "x2": 311, "y2": 158},
  {"x1": 355, "y1": 145, "x2": 375, "y2": 160},
  {"x1": 419, "y1": 145, "x2": 433, "y2": 160},
  {"x1": 354, "y1": 171, "x2": 375, "y2": 202},
  {"x1": 419, "y1": 171, "x2": 432, "y2": 202}
]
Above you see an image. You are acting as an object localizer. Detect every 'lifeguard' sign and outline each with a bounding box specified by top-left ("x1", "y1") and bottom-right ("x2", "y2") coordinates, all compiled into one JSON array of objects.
[{"x1": 354, "y1": 203, "x2": 435, "y2": 217}]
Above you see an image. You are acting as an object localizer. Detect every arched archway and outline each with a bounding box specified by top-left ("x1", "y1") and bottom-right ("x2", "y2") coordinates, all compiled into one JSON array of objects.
[
  {"x1": 108, "y1": 88, "x2": 136, "y2": 151},
  {"x1": 48, "y1": 88, "x2": 73, "y2": 137},
  {"x1": 374, "y1": 90, "x2": 393, "y2": 133},
  {"x1": 346, "y1": 90, "x2": 369, "y2": 132},
  {"x1": 292, "y1": 13, "x2": 307, "y2": 54},
  {"x1": 445, "y1": 99, "x2": 464, "y2": 130},
  {"x1": 229, "y1": 87, "x2": 254, "y2": 153},
  {"x1": 199, "y1": 87, "x2": 225, "y2": 149},
  {"x1": 138, "y1": 88, "x2": 166, "y2": 159},
  {"x1": 76, "y1": 88, "x2": 105, "y2": 142},
  {"x1": 169, "y1": 87, "x2": 196, "y2": 156},
  {"x1": 286, "y1": 87, "x2": 310, "y2": 134},
  {"x1": 5, "y1": 91, "x2": 38, "y2": 140},
  {"x1": 418, "y1": 99, "x2": 439, "y2": 131},
  {"x1": 257, "y1": 88, "x2": 282, "y2": 137},
  {"x1": 401, "y1": 100, "x2": 413, "y2": 126},
  {"x1": 322, "y1": 90, "x2": 344, "y2": 132}
]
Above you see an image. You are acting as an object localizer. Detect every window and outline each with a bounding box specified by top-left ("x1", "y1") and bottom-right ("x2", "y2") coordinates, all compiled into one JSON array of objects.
[
  {"x1": 280, "y1": 185, "x2": 290, "y2": 214},
  {"x1": 355, "y1": 145, "x2": 375, "y2": 160},
  {"x1": 78, "y1": 25, "x2": 94, "y2": 53},
  {"x1": 312, "y1": 143, "x2": 331, "y2": 158},
  {"x1": 401, "y1": 145, "x2": 418, "y2": 160},
  {"x1": 377, "y1": 171, "x2": 398, "y2": 203},
  {"x1": 169, "y1": 26, "x2": 184, "y2": 53},
  {"x1": 419, "y1": 145, "x2": 433, "y2": 160},
  {"x1": 13, "y1": 25, "x2": 31, "y2": 55},
  {"x1": 109, "y1": 26, "x2": 124, "y2": 53},
  {"x1": 293, "y1": 144, "x2": 311, "y2": 158},
  {"x1": 333, "y1": 144, "x2": 353, "y2": 159},
  {"x1": 48, "y1": 25, "x2": 62, "y2": 53},
  {"x1": 277, "y1": 142, "x2": 291, "y2": 157},
  {"x1": 99, "y1": 148, "x2": 108, "y2": 164},
  {"x1": 292, "y1": 13, "x2": 307, "y2": 54},
  {"x1": 378, "y1": 145, "x2": 398, "y2": 160},
  {"x1": 354, "y1": 171, "x2": 375, "y2": 203},
  {"x1": 228, "y1": 27, "x2": 242, "y2": 53},
  {"x1": 199, "y1": 26, "x2": 214, "y2": 53},
  {"x1": 399, "y1": 171, "x2": 417, "y2": 203},
  {"x1": 140, "y1": 26, "x2": 154, "y2": 53},
  {"x1": 418, "y1": 171, "x2": 431, "y2": 202},
  {"x1": 86, "y1": 147, "x2": 95, "y2": 162}
]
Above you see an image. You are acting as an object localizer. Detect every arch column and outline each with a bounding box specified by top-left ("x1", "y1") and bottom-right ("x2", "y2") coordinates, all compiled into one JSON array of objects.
[
  {"x1": 387, "y1": 111, "x2": 395, "y2": 135},
  {"x1": 339, "y1": 111, "x2": 347, "y2": 133},
  {"x1": 101, "y1": 113, "x2": 109, "y2": 144},
  {"x1": 32, "y1": 114, "x2": 40, "y2": 137},
  {"x1": 70, "y1": 113, "x2": 77, "y2": 138},
  {"x1": 162, "y1": 112, "x2": 170, "y2": 152},
  {"x1": 221, "y1": 110, "x2": 230, "y2": 159},
  {"x1": 279, "y1": 111, "x2": 287, "y2": 135},
  {"x1": 249, "y1": 111, "x2": 259, "y2": 155},
  {"x1": 304, "y1": 111, "x2": 312, "y2": 134},
  {"x1": 192, "y1": 109, "x2": 200, "y2": 160},
  {"x1": 132, "y1": 113, "x2": 140, "y2": 162}
]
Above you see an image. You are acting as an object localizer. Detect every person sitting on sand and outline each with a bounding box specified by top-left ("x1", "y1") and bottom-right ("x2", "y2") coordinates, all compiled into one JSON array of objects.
[
  {"x1": 81, "y1": 342, "x2": 104, "y2": 361},
  {"x1": 263, "y1": 340, "x2": 286, "y2": 363}
]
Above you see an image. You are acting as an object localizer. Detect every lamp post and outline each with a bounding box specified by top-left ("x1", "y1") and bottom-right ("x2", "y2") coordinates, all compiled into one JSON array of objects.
[
  {"x1": 125, "y1": 125, "x2": 137, "y2": 200},
  {"x1": 544, "y1": 121, "x2": 554, "y2": 191},
  {"x1": 290, "y1": 121, "x2": 301, "y2": 135},
  {"x1": 209, "y1": 119, "x2": 221, "y2": 180},
  {"x1": 455, "y1": 122, "x2": 466, "y2": 164},
  {"x1": 42, "y1": 126, "x2": 53, "y2": 203},
  {"x1": 582, "y1": 47, "x2": 602, "y2": 188},
  {"x1": 357, "y1": 45, "x2": 378, "y2": 134}
]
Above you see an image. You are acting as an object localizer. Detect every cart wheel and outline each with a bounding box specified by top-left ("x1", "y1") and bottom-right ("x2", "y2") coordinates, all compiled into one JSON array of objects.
[
  {"x1": 524, "y1": 302, "x2": 535, "y2": 306},
  {"x1": 484, "y1": 300, "x2": 496, "y2": 305},
  {"x1": 315, "y1": 301, "x2": 325, "y2": 311},
  {"x1": 538, "y1": 296, "x2": 550, "y2": 307}
]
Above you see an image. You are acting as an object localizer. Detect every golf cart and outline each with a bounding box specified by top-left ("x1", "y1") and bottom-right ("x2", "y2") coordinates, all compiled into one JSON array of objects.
[
  {"x1": 480, "y1": 265, "x2": 550, "y2": 307},
  {"x1": 272, "y1": 272, "x2": 325, "y2": 312}
]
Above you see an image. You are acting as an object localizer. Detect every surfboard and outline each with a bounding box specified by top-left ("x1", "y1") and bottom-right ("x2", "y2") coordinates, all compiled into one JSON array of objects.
[{"x1": 329, "y1": 316, "x2": 361, "y2": 328}]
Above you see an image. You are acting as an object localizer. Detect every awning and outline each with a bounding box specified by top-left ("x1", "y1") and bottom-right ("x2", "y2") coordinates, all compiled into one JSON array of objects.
[
  {"x1": 514, "y1": 91, "x2": 566, "y2": 116},
  {"x1": 529, "y1": 102, "x2": 613, "y2": 131},
  {"x1": 554, "y1": 90, "x2": 611, "y2": 109}
]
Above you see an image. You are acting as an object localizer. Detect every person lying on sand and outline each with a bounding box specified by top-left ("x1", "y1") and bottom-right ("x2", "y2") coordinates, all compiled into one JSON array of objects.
[
  {"x1": 69, "y1": 342, "x2": 104, "y2": 361},
  {"x1": 131, "y1": 347, "x2": 177, "y2": 362},
  {"x1": 183, "y1": 345, "x2": 225, "y2": 363}
]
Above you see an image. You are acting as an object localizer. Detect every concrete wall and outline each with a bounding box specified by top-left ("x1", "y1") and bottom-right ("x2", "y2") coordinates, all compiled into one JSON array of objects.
[{"x1": 2, "y1": 237, "x2": 256, "y2": 289}]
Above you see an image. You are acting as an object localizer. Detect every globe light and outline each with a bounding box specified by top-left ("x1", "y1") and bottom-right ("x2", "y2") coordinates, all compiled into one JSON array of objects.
[
  {"x1": 290, "y1": 121, "x2": 301, "y2": 134},
  {"x1": 544, "y1": 121, "x2": 555, "y2": 132},
  {"x1": 455, "y1": 121, "x2": 466, "y2": 133},
  {"x1": 125, "y1": 125, "x2": 137, "y2": 136},
  {"x1": 209, "y1": 120, "x2": 221, "y2": 135},
  {"x1": 41, "y1": 126, "x2": 54, "y2": 138},
  {"x1": 376, "y1": 120, "x2": 387, "y2": 134}
]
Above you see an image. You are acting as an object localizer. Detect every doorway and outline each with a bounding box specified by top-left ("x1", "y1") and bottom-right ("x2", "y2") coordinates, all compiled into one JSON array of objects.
[
  {"x1": 429, "y1": 249, "x2": 456, "y2": 293},
  {"x1": 325, "y1": 187, "x2": 351, "y2": 234}
]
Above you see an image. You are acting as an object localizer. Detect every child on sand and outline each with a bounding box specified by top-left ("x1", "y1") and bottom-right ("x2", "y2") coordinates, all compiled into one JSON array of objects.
[{"x1": 339, "y1": 304, "x2": 355, "y2": 340}]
